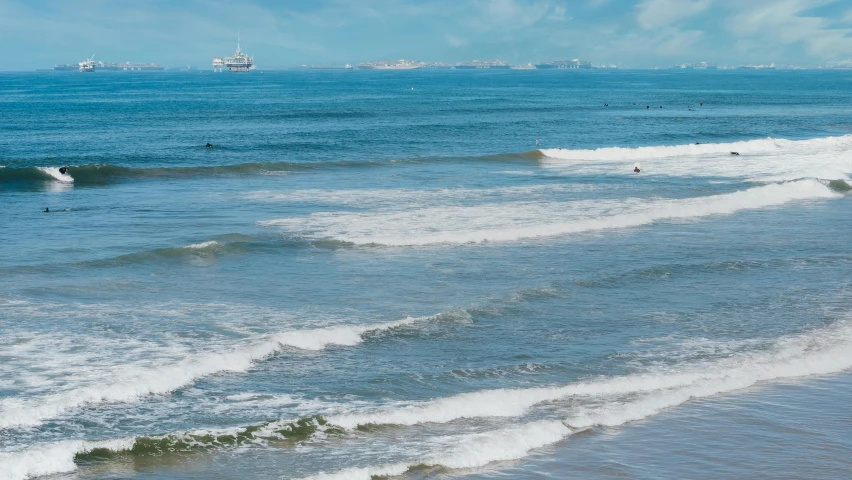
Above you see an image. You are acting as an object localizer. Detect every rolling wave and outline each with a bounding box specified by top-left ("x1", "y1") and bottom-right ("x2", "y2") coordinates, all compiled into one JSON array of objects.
[
  {"x1": 0, "y1": 152, "x2": 536, "y2": 186},
  {"x1": 260, "y1": 179, "x2": 841, "y2": 246},
  {"x1": 540, "y1": 135, "x2": 852, "y2": 182},
  {"x1": 540, "y1": 134, "x2": 852, "y2": 162},
  {"x1": 0, "y1": 315, "x2": 436, "y2": 431},
  {"x1": 9, "y1": 318, "x2": 851, "y2": 480}
]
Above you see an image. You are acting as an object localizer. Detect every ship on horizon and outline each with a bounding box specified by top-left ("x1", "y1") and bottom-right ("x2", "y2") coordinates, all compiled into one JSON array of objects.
[
  {"x1": 358, "y1": 59, "x2": 423, "y2": 70},
  {"x1": 455, "y1": 60, "x2": 510, "y2": 69},
  {"x1": 535, "y1": 59, "x2": 591, "y2": 69},
  {"x1": 309, "y1": 64, "x2": 352, "y2": 70},
  {"x1": 213, "y1": 36, "x2": 255, "y2": 72}
]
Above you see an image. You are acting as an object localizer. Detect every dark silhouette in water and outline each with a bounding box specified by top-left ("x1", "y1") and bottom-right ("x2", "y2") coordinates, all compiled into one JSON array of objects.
[
  {"x1": 44, "y1": 208, "x2": 49, "y2": 212},
  {"x1": 731, "y1": 151, "x2": 740, "y2": 155},
  {"x1": 59, "y1": 167, "x2": 68, "y2": 175},
  {"x1": 634, "y1": 166, "x2": 641, "y2": 173},
  {"x1": 205, "y1": 143, "x2": 213, "y2": 149}
]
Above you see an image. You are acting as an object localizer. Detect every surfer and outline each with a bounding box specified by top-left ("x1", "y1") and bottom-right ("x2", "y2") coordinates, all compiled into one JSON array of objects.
[
  {"x1": 205, "y1": 143, "x2": 213, "y2": 149},
  {"x1": 44, "y1": 207, "x2": 49, "y2": 212},
  {"x1": 633, "y1": 163, "x2": 641, "y2": 173},
  {"x1": 731, "y1": 151, "x2": 740, "y2": 155},
  {"x1": 59, "y1": 166, "x2": 68, "y2": 175}
]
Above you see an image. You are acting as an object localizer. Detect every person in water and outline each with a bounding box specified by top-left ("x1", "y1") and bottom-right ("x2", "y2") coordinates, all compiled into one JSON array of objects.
[
  {"x1": 731, "y1": 151, "x2": 740, "y2": 155},
  {"x1": 205, "y1": 143, "x2": 213, "y2": 148},
  {"x1": 634, "y1": 166, "x2": 641, "y2": 173},
  {"x1": 44, "y1": 207, "x2": 49, "y2": 212},
  {"x1": 59, "y1": 167, "x2": 68, "y2": 175}
]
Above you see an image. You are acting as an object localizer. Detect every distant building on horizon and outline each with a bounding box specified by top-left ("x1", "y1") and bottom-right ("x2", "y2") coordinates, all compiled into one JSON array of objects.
[{"x1": 534, "y1": 59, "x2": 591, "y2": 69}]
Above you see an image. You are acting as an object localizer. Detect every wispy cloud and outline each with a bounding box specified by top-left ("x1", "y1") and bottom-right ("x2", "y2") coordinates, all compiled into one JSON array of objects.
[{"x1": 636, "y1": 0, "x2": 712, "y2": 30}]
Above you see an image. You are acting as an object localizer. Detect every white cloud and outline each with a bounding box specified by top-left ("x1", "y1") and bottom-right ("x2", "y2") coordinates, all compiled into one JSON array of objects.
[
  {"x1": 636, "y1": 0, "x2": 712, "y2": 30},
  {"x1": 725, "y1": 0, "x2": 852, "y2": 59}
]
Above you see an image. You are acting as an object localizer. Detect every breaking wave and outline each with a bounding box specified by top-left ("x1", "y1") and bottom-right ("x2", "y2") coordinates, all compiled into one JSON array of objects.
[
  {"x1": 540, "y1": 135, "x2": 852, "y2": 182},
  {"x1": 0, "y1": 152, "x2": 535, "y2": 187},
  {"x1": 0, "y1": 316, "x2": 432, "y2": 431},
  {"x1": 260, "y1": 179, "x2": 840, "y2": 246},
  {"x1": 10, "y1": 318, "x2": 850, "y2": 480},
  {"x1": 540, "y1": 134, "x2": 852, "y2": 162},
  {"x1": 298, "y1": 318, "x2": 852, "y2": 479}
]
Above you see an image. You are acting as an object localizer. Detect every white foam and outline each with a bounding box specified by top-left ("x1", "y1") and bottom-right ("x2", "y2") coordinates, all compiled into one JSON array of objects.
[
  {"x1": 183, "y1": 240, "x2": 220, "y2": 249},
  {"x1": 36, "y1": 167, "x2": 73, "y2": 183},
  {"x1": 301, "y1": 421, "x2": 572, "y2": 480},
  {"x1": 540, "y1": 135, "x2": 852, "y2": 162},
  {"x1": 261, "y1": 180, "x2": 839, "y2": 246},
  {"x1": 300, "y1": 320, "x2": 852, "y2": 479},
  {"x1": 247, "y1": 184, "x2": 591, "y2": 208},
  {"x1": 0, "y1": 317, "x2": 420, "y2": 430},
  {"x1": 0, "y1": 438, "x2": 135, "y2": 480},
  {"x1": 328, "y1": 319, "x2": 852, "y2": 430},
  {"x1": 540, "y1": 135, "x2": 852, "y2": 182}
]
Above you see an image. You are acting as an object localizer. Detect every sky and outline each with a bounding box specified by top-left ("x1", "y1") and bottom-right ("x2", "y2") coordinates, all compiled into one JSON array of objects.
[{"x1": 1, "y1": 0, "x2": 852, "y2": 70}]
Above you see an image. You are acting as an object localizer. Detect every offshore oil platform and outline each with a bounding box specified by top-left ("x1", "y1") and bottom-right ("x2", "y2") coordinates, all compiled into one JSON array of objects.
[{"x1": 213, "y1": 36, "x2": 255, "y2": 72}]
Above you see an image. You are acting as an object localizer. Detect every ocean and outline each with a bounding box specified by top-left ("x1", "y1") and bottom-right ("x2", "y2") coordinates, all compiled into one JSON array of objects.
[{"x1": 1, "y1": 69, "x2": 851, "y2": 480}]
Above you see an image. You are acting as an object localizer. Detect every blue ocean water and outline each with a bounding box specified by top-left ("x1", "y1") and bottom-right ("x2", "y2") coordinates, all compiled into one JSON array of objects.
[{"x1": 1, "y1": 69, "x2": 851, "y2": 480}]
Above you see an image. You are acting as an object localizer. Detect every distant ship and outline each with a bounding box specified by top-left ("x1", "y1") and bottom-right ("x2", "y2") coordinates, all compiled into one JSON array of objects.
[
  {"x1": 213, "y1": 37, "x2": 255, "y2": 72},
  {"x1": 310, "y1": 64, "x2": 353, "y2": 70},
  {"x1": 455, "y1": 60, "x2": 511, "y2": 69},
  {"x1": 79, "y1": 54, "x2": 96, "y2": 72},
  {"x1": 534, "y1": 59, "x2": 591, "y2": 69},
  {"x1": 358, "y1": 59, "x2": 423, "y2": 70},
  {"x1": 53, "y1": 64, "x2": 78, "y2": 71},
  {"x1": 739, "y1": 63, "x2": 776, "y2": 70},
  {"x1": 421, "y1": 62, "x2": 453, "y2": 69}
]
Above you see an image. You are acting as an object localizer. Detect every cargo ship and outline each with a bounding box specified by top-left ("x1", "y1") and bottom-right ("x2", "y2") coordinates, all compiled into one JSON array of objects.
[
  {"x1": 534, "y1": 59, "x2": 591, "y2": 69},
  {"x1": 454, "y1": 60, "x2": 511, "y2": 69},
  {"x1": 310, "y1": 64, "x2": 353, "y2": 70},
  {"x1": 358, "y1": 59, "x2": 423, "y2": 70}
]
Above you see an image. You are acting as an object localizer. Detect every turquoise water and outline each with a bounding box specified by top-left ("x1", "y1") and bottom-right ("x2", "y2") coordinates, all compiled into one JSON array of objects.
[{"x1": 1, "y1": 70, "x2": 851, "y2": 480}]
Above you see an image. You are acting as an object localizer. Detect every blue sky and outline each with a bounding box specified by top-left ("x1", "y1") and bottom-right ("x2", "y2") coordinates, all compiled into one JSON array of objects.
[{"x1": 2, "y1": 0, "x2": 852, "y2": 69}]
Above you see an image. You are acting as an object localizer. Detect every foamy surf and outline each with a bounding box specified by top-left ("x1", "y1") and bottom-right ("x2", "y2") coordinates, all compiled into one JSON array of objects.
[
  {"x1": 35, "y1": 167, "x2": 73, "y2": 183},
  {"x1": 0, "y1": 316, "x2": 425, "y2": 430},
  {"x1": 260, "y1": 179, "x2": 839, "y2": 246},
  {"x1": 540, "y1": 135, "x2": 852, "y2": 162},
  {"x1": 296, "y1": 320, "x2": 852, "y2": 479},
  {"x1": 323, "y1": 319, "x2": 852, "y2": 430},
  {"x1": 540, "y1": 135, "x2": 852, "y2": 182},
  {"x1": 183, "y1": 240, "x2": 220, "y2": 249},
  {"x1": 0, "y1": 438, "x2": 136, "y2": 480},
  {"x1": 300, "y1": 421, "x2": 571, "y2": 480},
  {"x1": 7, "y1": 319, "x2": 851, "y2": 480}
]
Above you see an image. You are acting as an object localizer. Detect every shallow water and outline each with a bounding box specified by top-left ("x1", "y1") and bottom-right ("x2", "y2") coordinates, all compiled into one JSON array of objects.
[{"x1": 1, "y1": 69, "x2": 851, "y2": 480}]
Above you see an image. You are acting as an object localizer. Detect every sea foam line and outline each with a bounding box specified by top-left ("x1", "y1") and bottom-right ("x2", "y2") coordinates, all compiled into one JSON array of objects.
[
  {"x1": 7, "y1": 319, "x2": 852, "y2": 480},
  {"x1": 0, "y1": 317, "x2": 424, "y2": 431},
  {"x1": 539, "y1": 134, "x2": 852, "y2": 162},
  {"x1": 261, "y1": 179, "x2": 839, "y2": 246},
  {"x1": 300, "y1": 319, "x2": 852, "y2": 479},
  {"x1": 325, "y1": 318, "x2": 852, "y2": 430}
]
